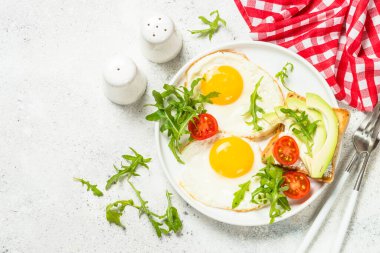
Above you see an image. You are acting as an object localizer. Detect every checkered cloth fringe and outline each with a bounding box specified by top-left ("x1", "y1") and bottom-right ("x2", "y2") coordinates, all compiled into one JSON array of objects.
[{"x1": 235, "y1": 0, "x2": 380, "y2": 111}]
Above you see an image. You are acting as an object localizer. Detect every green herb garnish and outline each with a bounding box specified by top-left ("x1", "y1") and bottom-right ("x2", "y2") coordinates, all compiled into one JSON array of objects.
[
  {"x1": 189, "y1": 10, "x2": 227, "y2": 40},
  {"x1": 232, "y1": 180, "x2": 251, "y2": 209},
  {"x1": 106, "y1": 200, "x2": 134, "y2": 228},
  {"x1": 280, "y1": 108, "x2": 319, "y2": 155},
  {"x1": 245, "y1": 76, "x2": 265, "y2": 131},
  {"x1": 251, "y1": 157, "x2": 290, "y2": 224},
  {"x1": 105, "y1": 148, "x2": 151, "y2": 190},
  {"x1": 106, "y1": 182, "x2": 182, "y2": 237},
  {"x1": 163, "y1": 191, "x2": 183, "y2": 233},
  {"x1": 146, "y1": 78, "x2": 218, "y2": 163},
  {"x1": 73, "y1": 178, "x2": 103, "y2": 197},
  {"x1": 275, "y1": 62, "x2": 294, "y2": 91}
]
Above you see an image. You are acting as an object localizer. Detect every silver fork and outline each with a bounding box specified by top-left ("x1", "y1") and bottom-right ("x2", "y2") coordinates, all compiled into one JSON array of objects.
[
  {"x1": 297, "y1": 103, "x2": 380, "y2": 253},
  {"x1": 331, "y1": 107, "x2": 380, "y2": 253}
]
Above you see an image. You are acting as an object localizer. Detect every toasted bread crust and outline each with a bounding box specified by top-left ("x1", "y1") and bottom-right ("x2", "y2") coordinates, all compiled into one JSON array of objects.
[
  {"x1": 244, "y1": 123, "x2": 284, "y2": 141},
  {"x1": 287, "y1": 92, "x2": 306, "y2": 101},
  {"x1": 261, "y1": 128, "x2": 283, "y2": 162},
  {"x1": 327, "y1": 108, "x2": 350, "y2": 182},
  {"x1": 261, "y1": 93, "x2": 350, "y2": 183}
]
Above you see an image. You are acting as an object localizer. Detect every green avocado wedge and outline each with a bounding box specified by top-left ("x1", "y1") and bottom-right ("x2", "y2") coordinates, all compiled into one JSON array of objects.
[
  {"x1": 303, "y1": 93, "x2": 339, "y2": 178},
  {"x1": 285, "y1": 97, "x2": 327, "y2": 154},
  {"x1": 262, "y1": 112, "x2": 281, "y2": 125}
]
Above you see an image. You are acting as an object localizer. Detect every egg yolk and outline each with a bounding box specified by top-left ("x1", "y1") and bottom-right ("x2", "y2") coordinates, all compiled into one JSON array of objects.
[
  {"x1": 209, "y1": 136, "x2": 254, "y2": 178},
  {"x1": 200, "y1": 65, "x2": 243, "y2": 105}
]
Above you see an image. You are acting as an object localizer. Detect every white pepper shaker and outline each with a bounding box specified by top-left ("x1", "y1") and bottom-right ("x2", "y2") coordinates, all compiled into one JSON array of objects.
[
  {"x1": 140, "y1": 13, "x2": 182, "y2": 63},
  {"x1": 103, "y1": 55, "x2": 147, "y2": 105}
]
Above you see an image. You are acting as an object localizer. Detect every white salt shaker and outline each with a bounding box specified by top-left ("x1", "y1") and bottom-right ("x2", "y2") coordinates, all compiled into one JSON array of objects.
[
  {"x1": 103, "y1": 55, "x2": 147, "y2": 105},
  {"x1": 140, "y1": 13, "x2": 182, "y2": 63}
]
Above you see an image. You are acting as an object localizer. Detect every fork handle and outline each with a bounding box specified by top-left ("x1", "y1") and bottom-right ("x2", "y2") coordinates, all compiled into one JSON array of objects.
[
  {"x1": 330, "y1": 190, "x2": 359, "y2": 253},
  {"x1": 331, "y1": 152, "x2": 370, "y2": 253},
  {"x1": 296, "y1": 153, "x2": 357, "y2": 253}
]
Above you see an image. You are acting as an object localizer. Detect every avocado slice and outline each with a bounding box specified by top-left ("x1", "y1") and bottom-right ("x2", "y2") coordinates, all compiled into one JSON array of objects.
[
  {"x1": 262, "y1": 112, "x2": 281, "y2": 125},
  {"x1": 274, "y1": 106, "x2": 286, "y2": 120},
  {"x1": 285, "y1": 97, "x2": 327, "y2": 154},
  {"x1": 302, "y1": 93, "x2": 339, "y2": 178}
]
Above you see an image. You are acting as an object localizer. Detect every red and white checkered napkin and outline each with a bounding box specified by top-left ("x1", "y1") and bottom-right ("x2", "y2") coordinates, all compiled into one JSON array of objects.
[{"x1": 235, "y1": 0, "x2": 380, "y2": 111}]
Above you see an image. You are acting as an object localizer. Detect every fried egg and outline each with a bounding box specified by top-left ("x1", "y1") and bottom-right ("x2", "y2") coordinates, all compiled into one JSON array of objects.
[
  {"x1": 179, "y1": 134, "x2": 264, "y2": 211},
  {"x1": 185, "y1": 51, "x2": 284, "y2": 140}
]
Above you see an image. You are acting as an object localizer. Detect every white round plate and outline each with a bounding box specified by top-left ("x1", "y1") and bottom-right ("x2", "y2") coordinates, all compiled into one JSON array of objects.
[{"x1": 155, "y1": 41, "x2": 339, "y2": 226}]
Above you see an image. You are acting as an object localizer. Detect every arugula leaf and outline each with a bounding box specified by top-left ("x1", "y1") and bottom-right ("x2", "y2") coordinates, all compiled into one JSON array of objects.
[
  {"x1": 106, "y1": 200, "x2": 134, "y2": 229},
  {"x1": 275, "y1": 62, "x2": 294, "y2": 91},
  {"x1": 105, "y1": 148, "x2": 151, "y2": 190},
  {"x1": 245, "y1": 76, "x2": 265, "y2": 131},
  {"x1": 251, "y1": 157, "x2": 290, "y2": 224},
  {"x1": 106, "y1": 182, "x2": 183, "y2": 238},
  {"x1": 189, "y1": 10, "x2": 227, "y2": 40},
  {"x1": 73, "y1": 178, "x2": 103, "y2": 197},
  {"x1": 164, "y1": 191, "x2": 183, "y2": 233},
  {"x1": 127, "y1": 180, "x2": 167, "y2": 237},
  {"x1": 280, "y1": 108, "x2": 319, "y2": 155},
  {"x1": 146, "y1": 78, "x2": 218, "y2": 163},
  {"x1": 232, "y1": 180, "x2": 251, "y2": 209}
]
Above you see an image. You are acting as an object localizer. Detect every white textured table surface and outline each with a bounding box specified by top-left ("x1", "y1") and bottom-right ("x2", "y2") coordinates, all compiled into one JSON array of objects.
[{"x1": 1, "y1": 1, "x2": 379, "y2": 252}]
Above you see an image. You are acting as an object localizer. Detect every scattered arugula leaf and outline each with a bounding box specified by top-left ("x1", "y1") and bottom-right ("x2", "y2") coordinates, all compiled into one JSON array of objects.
[
  {"x1": 245, "y1": 76, "x2": 265, "y2": 131},
  {"x1": 105, "y1": 148, "x2": 151, "y2": 190},
  {"x1": 105, "y1": 181, "x2": 182, "y2": 237},
  {"x1": 106, "y1": 200, "x2": 135, "y2": 229},
  {"x1": 232, "y1": 180, "x2": 251, "y2": 209},
  {"x1": 189, "y1": 10, "x2": 227, "y2": 40},
  {"x1": 280, "y1": 108, "x2": 319, "y2": 155},
  {"x1": 275, "y1": 62, "x2": 294, "y2": 91},
  {"x1": 251, "y1": 157, "x2": 290, "y2": 224},
  {"x1": 163, "y1": 191, "x2": 183, "y2": 233},
  {"x1": 145, "y1": 78, "x2": 218, "y2": 163},
  {"x1": 128, "y1": 180, "x2": 168, "y2": 237},
  {"x1": 73, "y1": 178, "x2": 104, "y2": 197}
]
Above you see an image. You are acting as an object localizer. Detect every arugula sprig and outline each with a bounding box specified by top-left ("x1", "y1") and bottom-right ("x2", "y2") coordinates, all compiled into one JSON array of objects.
[
  {"x1": 245, "y1": 76, "x2": 265, "y2": 131},
  {"x1": 74, "y1": 178, "x2": 104, "y2": 197},
  {"x1": 106, "y1": 200, "x2": 135, "y2": 228},
  {"x1": 275, "y1": 62, "x2": 294, "y2": 92},
  {"x1": 146, "y1": 78, "x2": 218, "y2": 163},
  {"x1": 280, "y1": 108, "x2": 319, "y2": 155},
  {"x1": 105, "y1": 148, "x2": 151, "y2": 190},
  {"x1": 106, "y1": 181, "x2": 182, "y2": 237},
  {"x1": 189, "y1": 10, "x2": 227, "y2": 40},
  {"x1": 163, "y1": 191, "x2": 183, "y2": 233},
  {"x1": 232, "y1": 180, "x2": 251, "y2": 209},
  {"x1": 251, "y1": 157, "x2": 290, "y2": 224}
]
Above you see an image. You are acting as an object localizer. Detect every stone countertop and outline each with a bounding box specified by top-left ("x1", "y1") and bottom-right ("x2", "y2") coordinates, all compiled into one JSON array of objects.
[{"x1": 0, "y1": 0, "x2": 379, "y2": 252}]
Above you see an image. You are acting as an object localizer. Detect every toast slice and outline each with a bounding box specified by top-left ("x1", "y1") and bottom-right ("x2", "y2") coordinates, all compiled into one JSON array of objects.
[{"x1": 262, "y1": 93, "x2": 350, "y2": 183}]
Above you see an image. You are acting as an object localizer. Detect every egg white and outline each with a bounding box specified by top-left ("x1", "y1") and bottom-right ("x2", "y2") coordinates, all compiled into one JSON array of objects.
[
  {"x1": 179, "y1": 134, "x2": 265, "y2": 211},
  {"x1": 185, "y1": 51, "x2": 284, "y2": 139}
]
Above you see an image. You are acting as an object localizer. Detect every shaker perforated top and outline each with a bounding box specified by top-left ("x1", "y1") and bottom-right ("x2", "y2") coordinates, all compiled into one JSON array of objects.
[
  {"x1": 140, "y1": 14, "x2": 174, "y2": 44},
  {"x1": 103, "y1": 55, "x2": 137, "y2": 87}
]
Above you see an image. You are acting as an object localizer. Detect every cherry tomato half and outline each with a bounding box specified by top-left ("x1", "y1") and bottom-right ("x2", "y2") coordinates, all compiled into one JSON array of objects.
[
  {"x1": 273, "y1": 136, "x2": 299, "y2": 166},
  {"x1": 282, "y1": 171, "x2": 310, "y2": 199},
  {"x1": 188, "y1": 113, "x2": 218, "y2": 140}
]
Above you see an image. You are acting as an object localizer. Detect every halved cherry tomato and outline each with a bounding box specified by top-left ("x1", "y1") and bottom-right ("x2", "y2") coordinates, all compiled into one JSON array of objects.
[
  {"x1": 273, "y1": 136, "x2": 299, "y2": 166},
  {"x1": 282, "y1": 171, "x2": 310, "y2": 199},
  {"x1": 188, "y1": 113, "x2": 218, "y2": 140}
]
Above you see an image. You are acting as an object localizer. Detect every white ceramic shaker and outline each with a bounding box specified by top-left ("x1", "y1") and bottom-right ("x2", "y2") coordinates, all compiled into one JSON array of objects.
[
  {"x1": 140, "y1": 13, "x2": 182, "y2": 63},
  {"x1": 103, "y1": 55, "x2": 147, "y2": 105}
]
